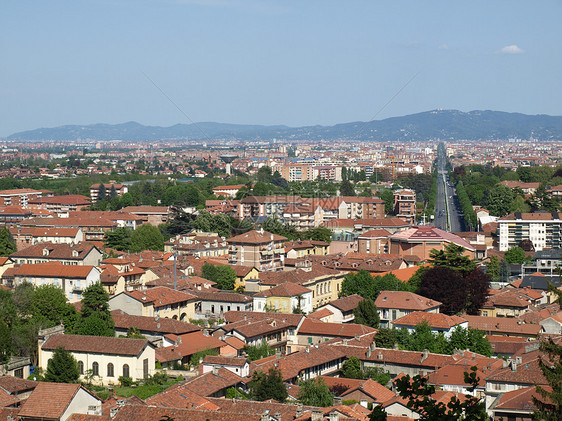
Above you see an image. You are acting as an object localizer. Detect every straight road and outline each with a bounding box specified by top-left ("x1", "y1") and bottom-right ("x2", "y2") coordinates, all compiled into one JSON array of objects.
[{"x1": 434, "y1": 147, "x2": 465, "y2": 233}]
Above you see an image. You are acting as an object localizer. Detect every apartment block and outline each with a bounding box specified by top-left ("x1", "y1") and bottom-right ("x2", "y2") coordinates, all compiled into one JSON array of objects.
[{"x1": 499, "y1": 212, "x2": 562, "y2": 251}]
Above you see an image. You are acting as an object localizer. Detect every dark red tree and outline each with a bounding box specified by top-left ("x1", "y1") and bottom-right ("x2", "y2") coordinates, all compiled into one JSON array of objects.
[
  {"x1": 463, "y1": 267, "x2": 491, "y2": 315},
  {"x1": 419, "y1": 267, "x2": 466, "y2": 315}
]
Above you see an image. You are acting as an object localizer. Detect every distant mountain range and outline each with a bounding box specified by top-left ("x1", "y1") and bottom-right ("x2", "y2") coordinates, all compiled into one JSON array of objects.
[{"x1": 6, "y1": 109, "x2": 562, "y2": 142}]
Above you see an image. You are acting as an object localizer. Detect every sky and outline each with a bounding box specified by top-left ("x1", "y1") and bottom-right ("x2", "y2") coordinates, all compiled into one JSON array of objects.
[{"x1": 1, "y1": 0, "x2": 562, "y2": 137}]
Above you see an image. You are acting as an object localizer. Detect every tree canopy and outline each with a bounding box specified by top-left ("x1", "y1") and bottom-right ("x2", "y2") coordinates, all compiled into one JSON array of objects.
[
  {"x1": 532, "y1": 338, "x2": 562, "y2": 420},
  {"x1": 353, "y1": 299, "x2": 380, "y2": 328},
  {"x1": 249, "y1": 367, "x2": 288, "y2": 402},
  {"x1": 0, "y1": 226, "x2": 16, "y2": 256},
  {"x1": 45, "y1": 346, "x2": 80, "y2": 383},
  {"x1": 341, "y1": 271, "x2": 413, "y2": 301},
  {"x1": 76, "y1": 282, "x2": 115, "y2": 336},
  {"x1": 298, "y1": 378, "x2": 333, "y2": 407}
]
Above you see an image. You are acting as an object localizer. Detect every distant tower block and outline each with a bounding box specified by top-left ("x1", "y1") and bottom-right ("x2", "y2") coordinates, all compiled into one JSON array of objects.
[{"x1": 219, "y1": 154, "x2": 237, "y2": 175}]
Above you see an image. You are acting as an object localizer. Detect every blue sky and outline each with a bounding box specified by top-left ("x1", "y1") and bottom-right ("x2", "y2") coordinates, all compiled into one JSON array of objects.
[{"x1": 1, "y1": 0, "x2": 561, "y2": 136}]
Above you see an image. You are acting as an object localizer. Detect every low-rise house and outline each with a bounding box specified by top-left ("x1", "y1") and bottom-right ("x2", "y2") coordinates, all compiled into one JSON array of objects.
[
  {"x1": 2, "y1": 262, "x2": 101, "y2": 302},
  {"x1": 463, "y1": 315, "x2": 543, "y2": 338},
  {"x1": 17, "y1": 382, "x2": 102, "y2": 420},
  {"x1": 0, "y1": 376, "x2": 37, "y2": 402},
  {"x1": 484, "y1": 346, "x2": 548, "y2": 410},
  {"x1": 219, "y1": 311, "x2": 305, "y2": 354},
  {"x1": 39, "y1": 332, "x2": 155, "y2": 384},
  {"x1": 250, "y1": 343, "x2": 347, "y2": 383},
  {"x1": 284, "y1": 240, "x2": 330, "y2": 259},
  {"x1": 232, "y1": 265, "x2": 260, "y2": 290},
  {"x1": 20, "y1": 216, "x2": 117, "y2": 241},
  {"x1": 10, "y1": 242, "x2": 103, "y2": 266},
  {"x1": 480, "y1": 289, "x2": 533, "y2": 318},
  {"x1": 539, "y1": 311, "x2": 562, "y2": 334},
  {"x1": 121, "y1": 206, "x2": 170, "y2": 225},
  {"x1": 320, "y1": 376, "x2": 395, "y2": 408},
  {"x1": 111, "y1": 310, "x2": 201, "y2": 346},
  {"x1": 109, "y1": 287, "x2": 199, "y2": 321},
  {"x1": 391, "y1": 312, "x2": 467, "y2": 338},
  {"x1": 293, "y1": 319, "x2": 376, "y2": 351},
  {"x1": 489, "y1": 386, "x2": 549, "y2": 421},
  {"x1": 253, "y1": 283, "x2": 313, "y2": 314},
  {"x1": 10, "y1": 227, "x2": 84, "y2": 250},
  {"x1": 375, "y1": 291, "x2": 441, "y2": 328},
  {"x1": 191, "y1": 289, "x2": 253, "y2": 318},
  {"x1": 257, "y1": 265, "x2": 347, "y2": 309},
  {"x1": 426, "y1": 363, "x2": 487, "y2": 397},
  {"x1": 0, "y1": 206, "x2": 33, "y2": 225},
  {"x1": 202, "y1": 355, "x2": 250, "y2": 378},
  {"x1": 313, "y1": 294, "x2": 364, "y2": 323},
  {"x1": 156, "y1": 331, "x2": 230, "y2": 367}
]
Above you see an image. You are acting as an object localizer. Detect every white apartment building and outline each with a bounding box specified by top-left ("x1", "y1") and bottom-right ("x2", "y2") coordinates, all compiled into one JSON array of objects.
[{"x1": 498, "y1": 212, "x2": 562, "y2": 251}]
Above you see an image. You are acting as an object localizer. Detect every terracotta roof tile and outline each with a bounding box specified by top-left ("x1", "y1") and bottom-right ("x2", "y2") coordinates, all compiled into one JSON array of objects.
[
  {"x1": 42, "y1": 334, "x2": 150, "y2": 356},
  {"x1": 17, "y1": 382, "x2": 84, "y2": 419}
]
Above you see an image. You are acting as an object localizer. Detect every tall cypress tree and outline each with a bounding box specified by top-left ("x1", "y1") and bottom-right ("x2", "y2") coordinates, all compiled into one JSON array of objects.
[{"x1": 45, "y1": 347, "x2": 80, "y2": 383}]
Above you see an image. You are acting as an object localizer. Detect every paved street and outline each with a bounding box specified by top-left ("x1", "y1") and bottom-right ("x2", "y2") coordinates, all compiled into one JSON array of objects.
[{"x1": 434, "y1": 147, "x2": 465, "y2": 233}]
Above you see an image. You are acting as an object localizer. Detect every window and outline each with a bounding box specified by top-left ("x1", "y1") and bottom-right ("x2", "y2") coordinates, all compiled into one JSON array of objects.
[
  {"x1": 78, "y1": 361, "x2": 84, "y2": 375},
  {"x1": 123, "y1": 364, "x2": 130, "y2": 378},
  {"x1": 14, "y1": 368, "x2": 23, "y2": 378},
  {"x1": 107, "y1": 363, "x2": 114, "y2": 377},
  {"x1": 92, "y1": 362, "x2": 99, "y2": 376}
]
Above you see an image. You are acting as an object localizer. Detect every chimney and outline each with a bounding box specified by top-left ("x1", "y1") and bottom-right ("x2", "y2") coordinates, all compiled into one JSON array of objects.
[
  {"x1": 295, "y1": 403, "x2": 304, "y2": 418},
  {"x1": 274, "y1": 412, "x2": 282, "y2": 420},
  {"x1": 366, "y1": 347, "x2": 372, "y2": 358},
  {"x1": 515, "y1": 356, "x2": 522, "y2": 365},
  {"x1": 212, "y1": 366, "x2": 219, "y2": 375},
  {"x1": 511, "y1": 362, "x2": 517, "y2": 372},
  {"x1": 108, "y1": 387, "x2": 114, "y2": 400},
  {"x1": 311, "y1": 410, "x2": 324, "y2": 421},
  {"x1": 333, "y1": 396, "x2": 343, "y2": 406},
  {"x1": 421, "y1": 349, "x2": 429, "y2": 363},
  {"x1": 370, "y1": 341, "x2": 376, "y2": 351},
  {"x1": 328, "y1": 411, "x2": 339, "y2": 421}
]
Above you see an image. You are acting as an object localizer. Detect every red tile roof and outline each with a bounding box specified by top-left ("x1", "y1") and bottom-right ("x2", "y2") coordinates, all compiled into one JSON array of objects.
[
  {"x1": 127, "y1": 286, "x2": 197, "y2": 306},
  {"x1": 375, "y1": 290, "x2": 441, "y2": 311},
  {"x1": 4, "y1": 262, "x2": 98, "y2": 279},
  {"x1": 227, "y1": 230, "x2": 287, "y2": 244},
  {"x1": 156, "y1": 331, "x2": 226, "y2": 363},
  {"x1": 42, "y1": 334, "x2": 150, "y2": 356},
  {"x1": 111, "y1": 310, "x2": 201, "y2": 335},
  {"x1": 298, "y1": 319, "x2": 377, "y2": 338},
  {"x1": 17, "y1": 382, "x2": 88, "y2": 419},
  {"x1": 392, "y1": 312, "x2": 467, "y2": 329}
]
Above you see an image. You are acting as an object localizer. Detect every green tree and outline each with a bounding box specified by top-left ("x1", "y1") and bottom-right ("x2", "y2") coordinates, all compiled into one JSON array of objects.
[
  {"x1": 0, "y1": 321, "x2": 14, "y2": 363},
  {"x1": 486, "y1": 255, "x2": 500, "y2": 283},
  {"x1": 340, "y1": 180, "x2": 356, "y2": 196},
  {"x1": 213, "y1": 265, "x2": 237, "y2": 290},
  {"x1": 341, "y1": 356, "x2": 364, "y2": 379},
  {"x1": 353, "y1": 299, "x2": 380, "y2": 328},
  {"x1": 131, "y1": 223, "x2": 165, "y2": 252},
  {"x1": 484, "y1": 184, "x2": 515, "y2": 217},
  {"x1": 244, "y1": 340, "x2": 275, "y2": 361},
  {"x1": 504, "y1": 246, "x2": 526, "y2": 264},
  {"x1": 44, "y1": 346, "x2": 80, "y2": 383},
  {"x1": 97, "y1": 184, "x2": 106, "y2": 202},
  {"x1": 104, "y1": 227, "x2": 133, "y2": 251},
  {"x1": 0, "y1": 226, "x2": 16, "y2": 256},
  {"x1": 392, "y1": 367, "x2": 490, "y2": 420},
  {"x1": 532, "y1": 338, "x2": 562, "y2": 420},
  {"x1": 256, "y1": 166, "x2": 273, "y2": 184},
  {"x1": 77, "y1": 282, "x2": 114, "y2": 336},
  {"x1": 374, "y1": 328, "x2": 398, "y2": 349},
  {"x1": 298, "y1": 377, "x2": 334, "y2": 407},
  {"x1": 31, "y1": 285, "x2": 78, "y2": 331},
  {"x1": 249, "y1": 367, "x2": 288, "y2": 402},
  {"x1": 428, "y1": 243, "x2": 476, "y2": 275}
]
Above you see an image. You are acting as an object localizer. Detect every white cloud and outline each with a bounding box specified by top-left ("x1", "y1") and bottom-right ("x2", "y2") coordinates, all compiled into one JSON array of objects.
[
  {"x1": 500, "y1": 45, "x2": 524, "y2": 54},
  {"x1": 438, "y1": 44, "x2": 449, "y2": 50}
]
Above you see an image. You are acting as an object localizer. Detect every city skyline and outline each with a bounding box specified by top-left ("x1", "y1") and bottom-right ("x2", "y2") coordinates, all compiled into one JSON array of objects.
[{"x1": 1, "y1": 0, "x2": 561, "y2": 137}]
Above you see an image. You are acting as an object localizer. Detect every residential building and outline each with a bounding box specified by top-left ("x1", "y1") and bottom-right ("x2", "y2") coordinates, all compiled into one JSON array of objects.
[
  {"x1": 227, "y1": 229, "x2": 287, "y2": 271},
  {"x1": 89, "y1": 183, "x2": 128, "y2": 202},
  {"x1": 38, "y1": 330, "x2": 155, "y2": 384},
  {"x1": 27, "y1": 195, "x2": 91, "y2": 216},
  {"x1": 2, "y1": 262, "x2": 101, "y2": 302},
  {"x1": 498, "y1": 212, "x2": 562, "y2": 251},
  {"x1": 9, "y1": 242, "x2": 102, "y2": 266},
  {"x1": 375, "y1": 291, "x2": 441, "y2": 328},
  {"x1": 17, "y1": 382, "x2": 102, "y2": 420},
  {"x1": 9, "y1": 227, "x2": 84, "y2": 250},
  {"x1": 391, "y1": 311, "x2": 468, "y2": 338},
  {"x1": 109, "y1": 287, "x2": 198, "y2": 321},
  {"x1": 0, "y1": 206, "x2": 33, "y2": 225},
  {"x1": 121, "y1": 206, "x2": 170, "y2": 225},
  {"x1": 393, "y1": 189, "x2": 416, "y2": 224},
  {"x1": 253, "y1": 283, "x2": 313, "y2": 314},
  {"x1": 357, "y1": 229, "x2": 391, "y2": 254},
  {"x1": 0, "y1": 188, "x2": 43, "y2": 208},
  {"x1": 313, "y1": 294, "x2": 364, "y2": 323}
]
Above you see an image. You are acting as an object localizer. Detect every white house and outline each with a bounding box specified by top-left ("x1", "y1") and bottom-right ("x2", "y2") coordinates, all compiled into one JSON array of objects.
[{"x1": 39, "y1": 331, "x2": 155, "y2": 384}]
